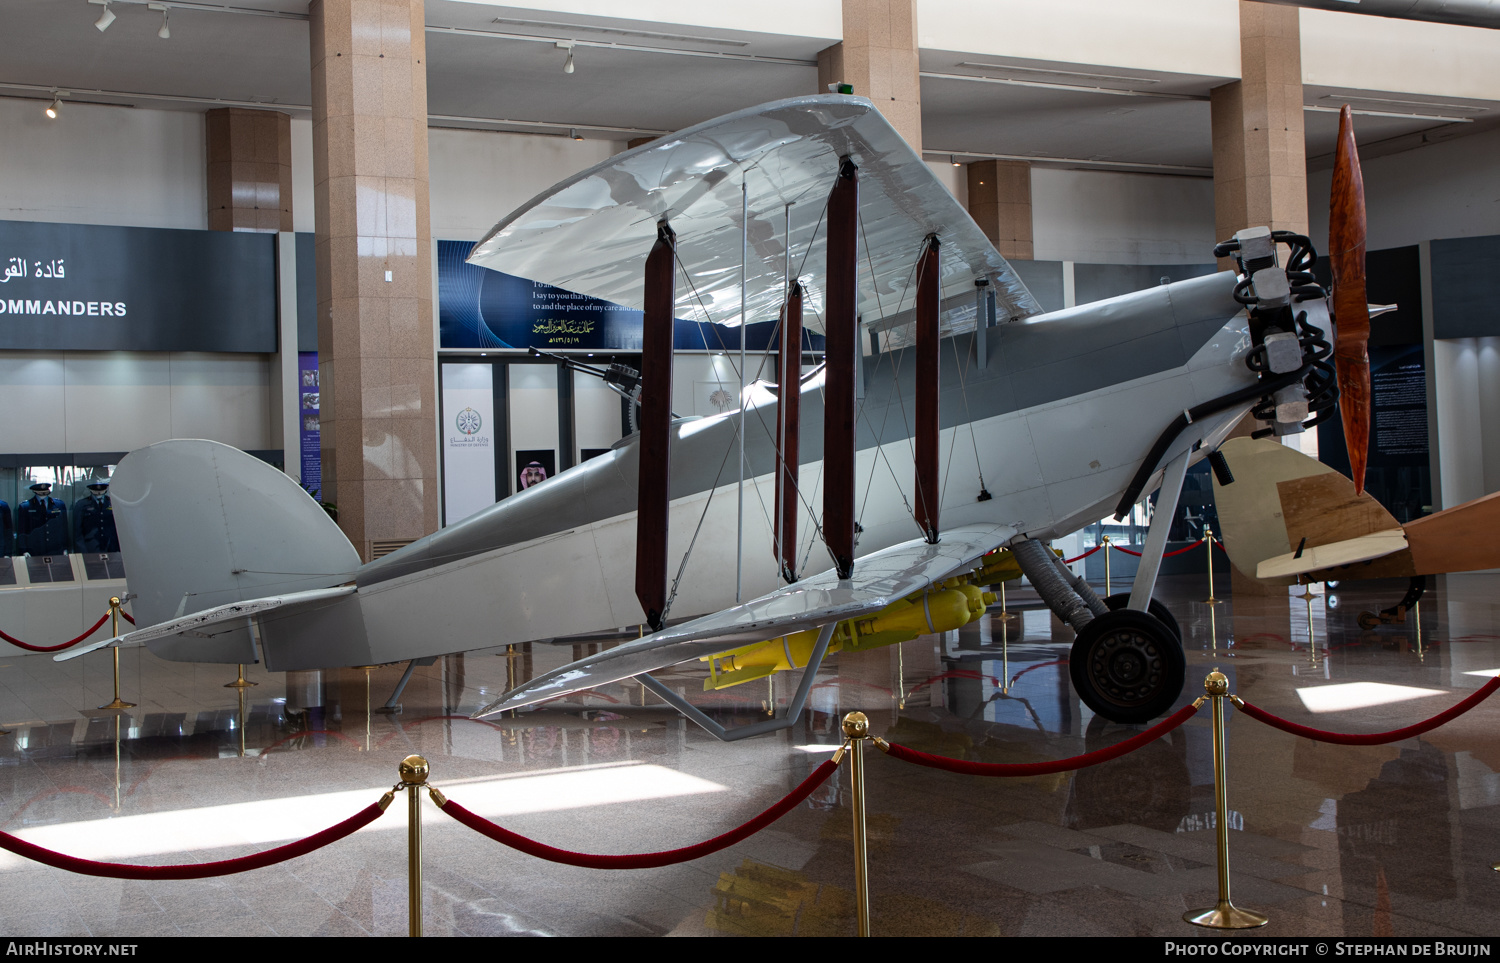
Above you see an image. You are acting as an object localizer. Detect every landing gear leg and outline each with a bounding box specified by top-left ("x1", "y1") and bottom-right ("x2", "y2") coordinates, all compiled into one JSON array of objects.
[
  {"x1": 1011, "y1": 532, "x2": 1186, "y2": 723},
  {"x1": 1358, "y1": 575, "x2": 1426, "y2": 630}
]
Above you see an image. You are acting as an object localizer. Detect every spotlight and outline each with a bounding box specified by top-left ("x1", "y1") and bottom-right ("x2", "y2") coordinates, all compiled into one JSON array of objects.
[
  {"x1": 557, "y1": 42, "x2": 575, "y2": 74},
  {"x1": 570, "y1": 128, "x2": 583, "y2": 141},
  {"x1": 91, "y1": 1, "x2": 115, "y2": 32},
  {"x1": 950, "y1": 154, "x2": 961, "y2": 167},
  {"x1": 150, "y1": 3, "x2": 169, "y2": 38},
  {"x1": 45, "y1": 93, "x2": 62, "y2": 119}
]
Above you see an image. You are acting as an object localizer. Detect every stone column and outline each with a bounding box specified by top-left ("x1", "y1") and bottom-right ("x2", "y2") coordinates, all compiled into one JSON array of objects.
[
  {"x1": 1211, "y1": 0, "x2": 1308, "y2": 258},
  {"x1": 966, "y1": 160, "x2": 1033, "y2": 260},
  {"x1": 310, "y1": 0, "x2": 438, "y2": 560},
  {"x1": 817, "y1": 0, "x2": 922, "y2": 150},
  {"x1": 205, "y1": 108, "x2": 292, "y2": 233}
]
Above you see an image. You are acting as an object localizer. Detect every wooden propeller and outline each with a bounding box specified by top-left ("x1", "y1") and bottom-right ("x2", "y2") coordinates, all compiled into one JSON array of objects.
[{"x1": 1329, "y1": 104, "x2": 1371, "y2": 494}]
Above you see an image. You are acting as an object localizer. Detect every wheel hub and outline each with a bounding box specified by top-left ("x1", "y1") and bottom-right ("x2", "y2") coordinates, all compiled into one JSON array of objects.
[{"x1": 1090, "y1": 630, "x2": 1162, "y2": 706}]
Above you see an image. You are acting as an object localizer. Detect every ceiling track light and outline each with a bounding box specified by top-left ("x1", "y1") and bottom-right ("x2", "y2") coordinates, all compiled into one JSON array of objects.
[
  {"x1": 557, "y1": 41, "x2": 575, "y2": 74},
  {"x1": 90, "y1": 0, "x2": 116, "y2": 32},
  {"x1": 150, "y1": 3, "x2": 169, "y2": 39},
  {"x1": 950, "y1": 154, "x2": 961, "y2": 167},
  {"x1": 45, "y1": 92, "x2": 64, "y2": 119},
  {"x1": 570, "y1": 128, "x2": 583, "y2": 141}
]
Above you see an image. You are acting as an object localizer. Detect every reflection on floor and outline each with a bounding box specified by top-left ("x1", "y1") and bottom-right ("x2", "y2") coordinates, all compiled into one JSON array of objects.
[{"x1": 1, "y1": 573, "x2": 1498, "y2": 936}]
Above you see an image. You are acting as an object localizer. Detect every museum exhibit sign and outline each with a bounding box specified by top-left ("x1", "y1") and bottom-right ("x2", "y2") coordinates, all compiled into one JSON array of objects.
[{"x1": 0, "y1": 220, "x2": 277, "y2": 352}]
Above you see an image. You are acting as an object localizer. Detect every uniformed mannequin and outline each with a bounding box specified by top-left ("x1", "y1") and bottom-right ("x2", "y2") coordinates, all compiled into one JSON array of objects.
[
  {"x1": 15, "y1": 482, "x2": 68, "y2": 556},
  {"x1": 74, "y1": 481, "x2": 119, "y2": 553}
]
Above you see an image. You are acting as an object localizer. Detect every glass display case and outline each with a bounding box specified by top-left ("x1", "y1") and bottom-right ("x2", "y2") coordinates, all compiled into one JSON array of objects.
[{"x1": 0, "y1": 463, "x2": 119, "y2": 562}]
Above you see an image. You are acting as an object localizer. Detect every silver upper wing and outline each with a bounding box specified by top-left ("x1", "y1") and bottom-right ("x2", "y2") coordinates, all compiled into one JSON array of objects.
[
  {"x1": 466, "y1": 95, "x2": 1042, "y2": 334},
  {"x1": 471, "y1": 522, "x2": 1015, "y2": 718}
]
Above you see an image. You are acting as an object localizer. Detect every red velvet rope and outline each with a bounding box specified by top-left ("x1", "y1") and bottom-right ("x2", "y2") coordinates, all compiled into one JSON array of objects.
[
  {"x1": 0, "y1": 801, "x2": 386, "y2": 879},
  {"x1": 0, "y1": 612, "x2": 111, "y2": 652},
  {"x1": 438, "y1": 758, "x2": 840, "y2": 869},
  {"x1": 121, "y1": 610, "x2": 136, "y2": 624},
  {"x1": 882, "y1": 702, "x2": 1198, "y2": 777},
  {"x1": 1234, "y1": 676, "x2": 1500, "y2": 746},
  {"x1": 1062, "y1": 544, "x2": 1103, "y2": 564},
  {"x1": 1110, "y1": 538, "x2": 1206, "y2": 558}
]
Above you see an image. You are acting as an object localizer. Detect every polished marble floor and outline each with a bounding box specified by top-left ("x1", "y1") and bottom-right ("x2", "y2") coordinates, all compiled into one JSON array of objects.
[{"x1": 0, "y1": 572, "x2": 1498, "y2": 937}]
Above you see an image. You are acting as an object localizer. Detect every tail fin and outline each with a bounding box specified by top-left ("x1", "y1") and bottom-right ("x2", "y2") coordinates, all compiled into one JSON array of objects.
[
  {"x1": 112, "y1": 440, "x2": 360, "y2": 630},
  {"x1": 1211, "y1": 437, "x2": 1401, "y2": 582}
]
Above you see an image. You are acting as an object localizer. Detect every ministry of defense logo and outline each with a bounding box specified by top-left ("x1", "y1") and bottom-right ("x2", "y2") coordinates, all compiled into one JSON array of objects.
[{"x1": 456, "y1": 407, "x2": 482, "y2": 435}]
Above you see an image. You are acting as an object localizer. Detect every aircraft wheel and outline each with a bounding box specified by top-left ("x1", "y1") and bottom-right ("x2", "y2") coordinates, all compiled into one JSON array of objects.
[
  {"x1": 1357, "y1": 611, "x2": 1382, "y2": 631},
  {"x1": 1070, "y1": 610, "x2": 1186, "y2": 724},
  {"x1": 1103, "y1": 593, "x2": 1182, "y2": 643}
]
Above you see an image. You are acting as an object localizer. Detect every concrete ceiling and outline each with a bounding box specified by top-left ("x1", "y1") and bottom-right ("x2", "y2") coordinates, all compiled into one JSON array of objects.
[{"x1": 2, "y1": 0, "x2": 1496, "y2": 176}]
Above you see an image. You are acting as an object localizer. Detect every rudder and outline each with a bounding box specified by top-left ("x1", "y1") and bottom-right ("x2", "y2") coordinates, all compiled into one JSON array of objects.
[{"x1": 111, "y1": 440, "x2": 360, "y2": 634}]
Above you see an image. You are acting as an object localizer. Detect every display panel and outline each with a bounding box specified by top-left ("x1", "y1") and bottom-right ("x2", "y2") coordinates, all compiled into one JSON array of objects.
[
  {"x1": 440, "y1": 362, "x2": 499, "y2": 527},
  {"x1": 0, "y1": 220, "x2": 277, "y2": 352}
]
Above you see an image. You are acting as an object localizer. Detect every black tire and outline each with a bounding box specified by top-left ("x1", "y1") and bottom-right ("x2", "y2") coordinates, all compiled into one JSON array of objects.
[
  {"x1": 1070, "y1": 609, "x2": 1186, "y2": 724},
  {"x1": 1103, "y1": 593, "x2": 1183, "y2": 643}
]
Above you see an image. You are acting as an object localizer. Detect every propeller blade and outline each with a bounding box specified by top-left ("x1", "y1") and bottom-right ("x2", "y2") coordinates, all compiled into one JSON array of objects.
[{"x1": 1329, "y1": 104, "x2": 1371, "y2": 494}]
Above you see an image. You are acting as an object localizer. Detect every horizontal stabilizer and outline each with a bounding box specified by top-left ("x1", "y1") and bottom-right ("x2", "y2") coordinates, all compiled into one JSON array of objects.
[
  {"x1": 54, "y1": 586, "x2": 356, "y2": 663},
  {"x1": 1258, "y1": 530, "x2": 1408, "y2": 579},
  {"x1": 471, "y1": 523, "x2": 1015, "y2": 718}
]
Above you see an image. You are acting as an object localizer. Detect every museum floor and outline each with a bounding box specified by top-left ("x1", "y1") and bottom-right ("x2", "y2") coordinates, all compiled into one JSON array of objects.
[{"x1": 1, "y1": 572, "x2": 1498, "y2": 937}]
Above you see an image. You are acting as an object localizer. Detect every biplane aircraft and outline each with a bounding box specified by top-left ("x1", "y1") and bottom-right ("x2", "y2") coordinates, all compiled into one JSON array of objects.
[{"x1": 59, "y1": 94, "x2": 1383, "y2": 737}]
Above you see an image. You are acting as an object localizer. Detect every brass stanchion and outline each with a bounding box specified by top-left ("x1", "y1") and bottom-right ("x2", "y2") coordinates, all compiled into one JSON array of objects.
[
  {"x1": 1184, "y1": 670, "x2": 1267, "y2": 929},
  {"x1": 225, "y1": 663, "x2": 256, "y2": 688},
  {"x1": 896, "y1": 643, "x2": 905, "y2": 711},
  {"x1": 1102, "y1": 534, "x2": 1112, "y2": 597},
  {"x1": 841, "y1": 711, "x2": 871, "y2": 937},
  {"x1": 997, "y1": 579, "x2": 1015, "y2": 621},
  {"x1": 99, "y1": 597, "x2": 136, "y2": 711},
  {"x1": 1304, "y1": 583, "x2": 1320, "y2": 670},
  {"x1": 1413, "y1": 600, "x2": 1423, "y2": 660},
  {"x1": 399, "y1": 754, "x2": 429, "y2": 937},
  {"x1": 1205, "y1": 525, "x2": 1219, "y2": 605}
]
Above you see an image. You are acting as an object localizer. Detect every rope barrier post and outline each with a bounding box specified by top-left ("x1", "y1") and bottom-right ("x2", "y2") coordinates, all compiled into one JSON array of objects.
[
  {"x1": 399, "y1": 754, "x2": 429, "y2": 937},
  {"x1": 98, "y1": 598, "x2": 136, "y2": 711},
  {"x1": 225, "y1": 664, "x2": 256, "y2": 689},
  {"x1": 997, "y1": 579, "x2": 1015, "y2": 621},
  {"x1": 841, "y1": 711, "x2": 872, "y2": 937},
  {"x1": 1205, "y1": 525, "x2": 1219, "y2": 605},
  {"x1": 1184, "y1": 670, "x2": 1266, "y2": 930},
  {"x1": 1102, "y1": 534, "x2": 1112, "y2": 597}
]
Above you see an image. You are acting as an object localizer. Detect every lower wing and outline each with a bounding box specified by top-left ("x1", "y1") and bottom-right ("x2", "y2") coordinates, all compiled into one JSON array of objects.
[{"x1": 471, "y1": 522, "x2": 1016, "y2": 718}]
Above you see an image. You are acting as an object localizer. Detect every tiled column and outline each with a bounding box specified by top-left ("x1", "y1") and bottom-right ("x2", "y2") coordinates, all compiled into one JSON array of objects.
[
  {"x1": 205, "y1": 108, "x2": 292, "y2": 233},
  {"x1": 966, "y1": 160, "x2": 1033, "y2": 259},
  {"x1": 817, "y1": 0, "x2": 922, "y2": 151},
  {"x1": 1211, "y1": 0, "x2": 1308, "y2": 259},
  {"x1": 310, "y1": 0, "x2": 438, "y2": 560}
]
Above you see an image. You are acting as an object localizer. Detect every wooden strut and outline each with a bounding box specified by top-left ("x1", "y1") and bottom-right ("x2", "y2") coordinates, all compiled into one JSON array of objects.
[
  {"x1": 636, "y1": 220, "x2": 676, "y2": 632},
  {"x1": 823, "y1": 157, "x2": 859, "y2": 580},
  {"x1": 913, "y1": 235, "x2": 941, "y2": 543},
  {"x1": 776, "y1": 281, "x2": 804, "y2": 583}
]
